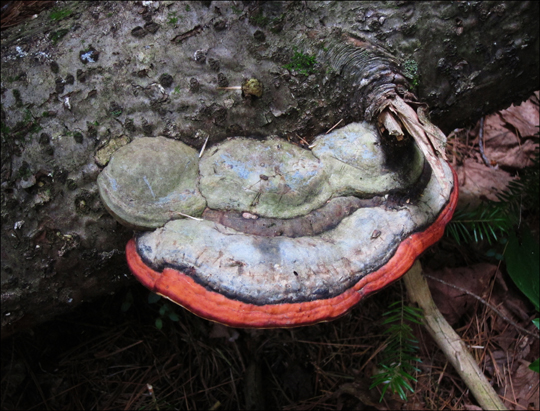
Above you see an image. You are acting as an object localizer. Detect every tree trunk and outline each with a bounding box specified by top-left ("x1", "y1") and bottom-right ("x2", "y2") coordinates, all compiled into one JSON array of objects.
[{"x1": 1, "y1": 1, "x2": 538, "y2": 335}]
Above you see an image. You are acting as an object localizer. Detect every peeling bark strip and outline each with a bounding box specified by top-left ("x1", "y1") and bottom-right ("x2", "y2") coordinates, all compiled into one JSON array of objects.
[
  {"x1": 319, "y1": 33, "x2": 451, "y2": 192},
  {"x1": 318, "y1": 33, "x2": 407, "y2": 122},
  {"x1": 386, "y1": 95, "x2": 451, "y2": 193}
]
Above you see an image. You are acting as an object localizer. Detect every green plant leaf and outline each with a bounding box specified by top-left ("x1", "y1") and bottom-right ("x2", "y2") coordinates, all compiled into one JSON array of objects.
[
  {"x1": 120, "y1": 300, "x2": 131, "y2": 312},
  {"x1": 148, "y1": 292, "x2": 161, "y2": 304},
  {"x1": 505, "y1": 228, "x2": 540, "y2": 311},
  {"x1": 121, "y1": 290, "x2": 133, "y2": 312},
  {"x1": 159, "y1": 304, "x2": 167, "y2": 316},
  {"x1": 155, "y1": 318, "x2": 163, "y2": 330},
  {"x1": 529, "y1": 358, "x2": 539, "y2": 373},
  {"x1": 168, "y1": 312, "x2": 180, "y2": 322},
  {"x1": 371, "y1": 300, "x2": 422, "y2": 401}
]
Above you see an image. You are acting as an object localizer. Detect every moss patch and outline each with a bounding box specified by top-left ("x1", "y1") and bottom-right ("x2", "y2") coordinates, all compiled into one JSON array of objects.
[{"x1": 284, "y1": 48, "x2": 317, "y2": 76}]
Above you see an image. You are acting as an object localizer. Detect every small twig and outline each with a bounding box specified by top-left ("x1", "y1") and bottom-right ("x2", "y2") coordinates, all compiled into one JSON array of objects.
[
  {"x1": 424, "y1": 274, "x2": 539, "y2": 340},
  {"x1": 325, "y1": 118, "x2": 343, "y2": 134},
  {"x1": 199, "y1": 135, "x2": 209, "y2": 158},
  {"x1": 379, "y1": 111, "x2": 404, "y2": 140},
  {"x1": 94, "y1": 340, "x2": 144, "y2": 358},
  {"x1": 147, "y1": 384, "x2": 160, "y2": 411},
  {"x1": 297, "y1": 134, "x2": 310, "y2": 146},
  {"x1": 447, "y1": 129, "x2": 459, "y2": 167},
  {"x1": 171, "y1": 211, "x2": 203, "y2": 221},
  {"x1": 216, "y1": 86, "x2": 242, "y2": 90},
  {"x1": 478, "y1": 117, "x2": 496, "y2": 169},
  {"x1": 295, "y1": 134, "x2": 318, "y2": 149}
]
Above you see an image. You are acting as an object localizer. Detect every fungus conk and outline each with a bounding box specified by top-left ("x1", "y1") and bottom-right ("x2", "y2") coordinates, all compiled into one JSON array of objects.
[{"x1": 98, "y1": 122, "x2": 457, "y2": 328}]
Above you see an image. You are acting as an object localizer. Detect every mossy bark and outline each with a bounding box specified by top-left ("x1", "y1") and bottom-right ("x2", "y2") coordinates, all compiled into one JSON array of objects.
[{"x1": 1, "y1": 1, "x2": 538, "y2": 335}]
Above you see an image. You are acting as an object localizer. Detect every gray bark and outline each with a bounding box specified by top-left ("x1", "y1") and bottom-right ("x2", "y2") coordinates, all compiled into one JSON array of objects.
[{"x1": 1, "y1": 1, "x2": 538, "y2": 335}]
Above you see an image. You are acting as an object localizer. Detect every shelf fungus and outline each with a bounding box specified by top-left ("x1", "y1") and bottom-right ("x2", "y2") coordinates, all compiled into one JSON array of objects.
[{"x1": 98, "y1": 122, "x2": 457, "y2": 328}]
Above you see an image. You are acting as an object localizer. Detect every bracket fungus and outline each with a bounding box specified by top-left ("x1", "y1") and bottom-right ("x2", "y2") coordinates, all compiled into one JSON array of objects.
[{"x1": 98, "y1": 121, "x2": 457, "y2": 328}]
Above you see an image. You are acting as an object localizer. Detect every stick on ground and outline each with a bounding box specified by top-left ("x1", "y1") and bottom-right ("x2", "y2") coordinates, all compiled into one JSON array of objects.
[{"x1": 403, "y1": 261, "x2": 507, "y2": 411}]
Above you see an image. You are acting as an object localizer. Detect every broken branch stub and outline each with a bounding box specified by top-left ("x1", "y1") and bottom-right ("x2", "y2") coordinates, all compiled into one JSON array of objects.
[
  {"x1": 98, "y1": 122, "x2": 457, "y2": 327},
  {"x1": 382, "y1": 95, "x2": 451, "y2": 193}
]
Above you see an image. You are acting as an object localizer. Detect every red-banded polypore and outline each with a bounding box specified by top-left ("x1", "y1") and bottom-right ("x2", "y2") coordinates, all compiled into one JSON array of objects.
[{"x1": 97, "y1": 120, "x2": 457, "y2": 328}]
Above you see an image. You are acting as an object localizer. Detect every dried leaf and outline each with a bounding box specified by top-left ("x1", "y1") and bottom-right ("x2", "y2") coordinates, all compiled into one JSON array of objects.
[
  {"x1": 426, "y1": 263, "x2": 499, "y2": 325},
  {"x1": 499, "y1": 98, "x2": 540, "y2": 138},
  {"x1": 505, "y1": 361, "x2": 540, "y2": 410},
  {"x1": 479, "y1": 112, "x2": 538, "y2": 169},
  {"x1": 455, "y1": 158, "x2": 515, "y2": 208}
]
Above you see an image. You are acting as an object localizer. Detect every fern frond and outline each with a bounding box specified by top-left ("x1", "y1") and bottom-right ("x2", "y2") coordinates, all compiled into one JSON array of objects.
[
  {"x1": 371, "y1": 299, "x2": 423, "y2": 401},
  {"x1": 447, "y1": 146, "x2": 538, "y2": 245},
  {"x1": 447, "y1": 204, "x2": 511, "y2": 245}
]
